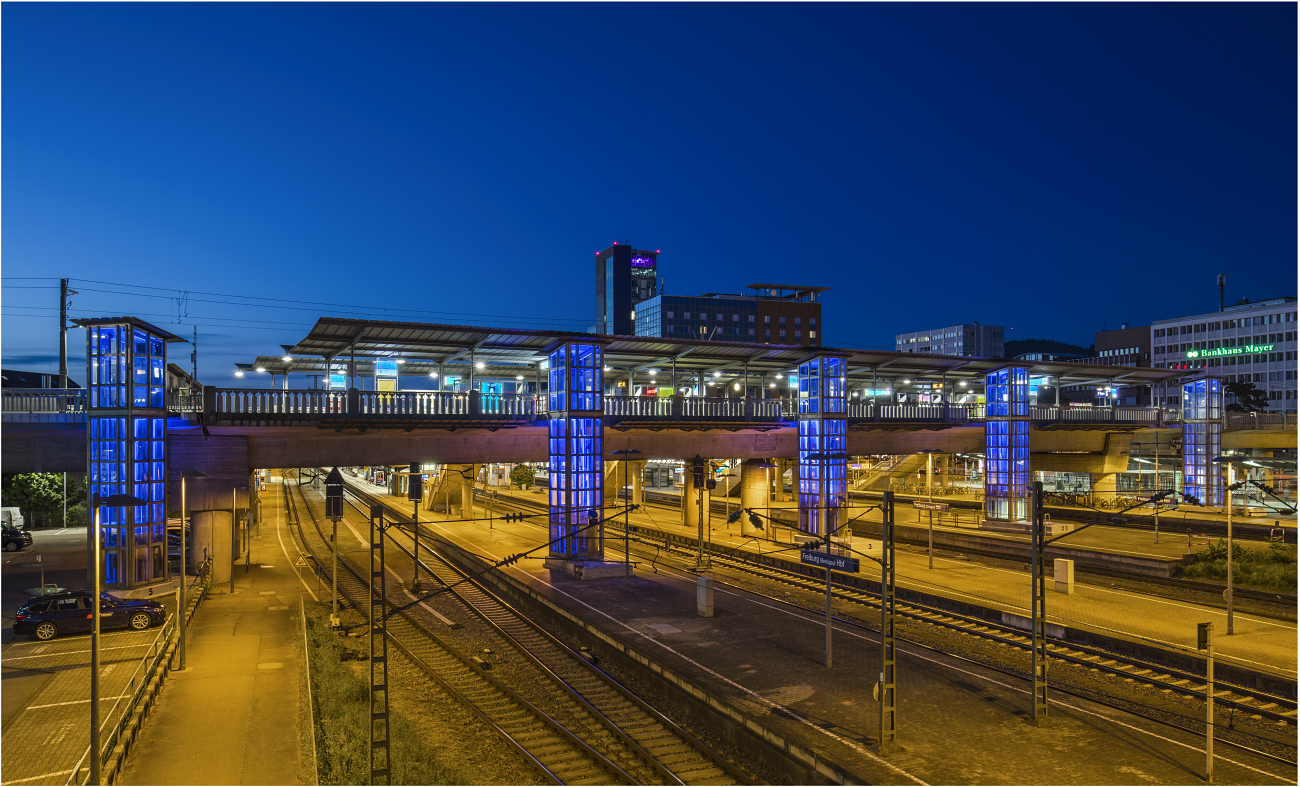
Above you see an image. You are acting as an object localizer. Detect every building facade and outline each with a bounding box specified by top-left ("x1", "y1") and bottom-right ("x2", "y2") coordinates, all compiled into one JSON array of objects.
[
  {"x1": 894, "y1": 323, "x2": 1004, "y2": 357},
  {"x1": 1150, "y1": 297, "x2": 1297, "y2": 413},
  {"x1": 596, "y1": 243, "x2": 658, "y2": 336},
  {"x1": 1060, "y1": 323, "x2": 1154, "y2": 406},
  {"x1": 634, "y1": 284, "x2": 827, "y2": 347}
]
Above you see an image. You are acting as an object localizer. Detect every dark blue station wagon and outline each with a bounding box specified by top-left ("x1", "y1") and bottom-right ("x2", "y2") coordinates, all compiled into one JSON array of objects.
[{"x1": 14, "y1": 590, "x2": 167, "y2": 641}]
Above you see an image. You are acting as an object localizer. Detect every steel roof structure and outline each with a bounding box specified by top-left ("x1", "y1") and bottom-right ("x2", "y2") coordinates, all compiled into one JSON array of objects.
[
  {"x1": 71, "y1": 317, "x2": 189, "y2": 343},
  {"x1": 238, "y1": 317, "x2": 1182, "y2": 388}
]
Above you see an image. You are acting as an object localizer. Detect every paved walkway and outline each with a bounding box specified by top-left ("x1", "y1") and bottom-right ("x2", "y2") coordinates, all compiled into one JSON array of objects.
[
  {"x1": 349, "y1": 483, "x2": 1295, "y2": 786},
  {"x1": 118, "y1": 492, "x2": 311, "y2": 786}
]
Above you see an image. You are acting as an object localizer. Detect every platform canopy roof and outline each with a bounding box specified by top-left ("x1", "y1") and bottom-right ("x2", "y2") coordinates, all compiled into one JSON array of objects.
[{"x1": 238, "y1": 317, "x2": 1183, "y2": 388}]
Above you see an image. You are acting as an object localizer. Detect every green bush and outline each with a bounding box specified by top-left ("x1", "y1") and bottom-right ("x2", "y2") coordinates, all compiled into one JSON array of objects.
[
  {"x1": 1179, "y1": 539, "x2": 1297, "y2": 592},
  {"x1": 509, "y1": 464, "x2": 535, "y2": 490},
  {"x1": 306, "y1": 615, "x2": 464, "y2": 785}
]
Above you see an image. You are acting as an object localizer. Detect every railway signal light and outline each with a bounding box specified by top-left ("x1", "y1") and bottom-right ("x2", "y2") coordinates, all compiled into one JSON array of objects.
[
  {"x1": 408, "y1": 463, "x2": 423, "y2": 502},
  {"x1": 706, "y1": 478, "x2": 717, "y2": 491},
  {"x1": 692, "y1": 454, "x2": 705, "y2": 488},
  {"x1": 325, "y1": 467, "x2": 344, "y2": 519},
  {"x1": 1197, "y1": 621, "x2": 1212, "y2": 651}
]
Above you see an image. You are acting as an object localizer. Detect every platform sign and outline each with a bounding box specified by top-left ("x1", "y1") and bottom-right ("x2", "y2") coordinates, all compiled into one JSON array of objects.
[
  {"x1": 329, "y1": 373, "x2": 346, "y2": 390},
  {"x1": 913, "y1": 501, "x2": 949, "y2": 512},
  {"x1": 1137, "y1": 495, "x2": 1176, "y2": 506},
  {"x1": 800, "y1": 550, "x2": 859, "y2": 573},
  {"x1": 376, "y1": 359, "x2": 398, "y2": 377}
]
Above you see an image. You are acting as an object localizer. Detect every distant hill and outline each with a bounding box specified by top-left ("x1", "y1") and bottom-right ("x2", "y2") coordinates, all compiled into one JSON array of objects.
[{"x1": 1004, "y1": 338, "x2": 1093, "y2": 358}]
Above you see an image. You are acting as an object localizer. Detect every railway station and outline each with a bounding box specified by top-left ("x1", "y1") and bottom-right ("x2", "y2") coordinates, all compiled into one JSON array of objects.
[{"x1": 2, "y1": 315, "x2": 1296, "y2": 785}]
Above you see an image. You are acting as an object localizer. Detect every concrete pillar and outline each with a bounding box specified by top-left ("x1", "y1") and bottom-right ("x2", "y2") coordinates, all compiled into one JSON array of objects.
[
  {"x1": 682, "y1": 462, "x2": 711, "y2": 531},
  {"x1": 190, "y1": 510, "x2": 233, "y2": 587},
  {"x1": 460, "y1": 470, "x2": 475, "y2": 519},
  {"x1": 739, "y1": 459, "x2": 771, "y2": 536},
  {"x1": 631, "y1": 463, "x2": 644, "y2": 506}
]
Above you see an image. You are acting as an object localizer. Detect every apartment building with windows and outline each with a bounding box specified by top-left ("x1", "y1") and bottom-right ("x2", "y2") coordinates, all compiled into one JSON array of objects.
[
  {"x1": 634, "y1": 284, "x2": 827, "y2": 347},
  {"x1": 894, "y1": 323, "x2": 1004, "y2": 357}
]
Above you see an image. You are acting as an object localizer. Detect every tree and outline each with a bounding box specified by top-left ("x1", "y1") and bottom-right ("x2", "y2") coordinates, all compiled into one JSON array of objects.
[
  {"x1": 509, "y1": 464, "x2": 536, "y2": 490},
  {"x1": 2, "y1": 473, "x2": 65, "y2": 525},
  {"x1": 1225, "y1": 380, "x2": 1269, "y2": 412}
]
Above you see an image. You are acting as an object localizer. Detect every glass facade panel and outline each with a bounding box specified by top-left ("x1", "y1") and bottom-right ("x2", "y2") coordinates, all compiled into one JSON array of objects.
[
  {"x1": 1181, "y1": 378, "x2": 1223, "y2": 506},
  {"x1": 87, "y1": 321, "x2": 171, "y2": 588},
  {"x1": 548, "y1": 342, "x2": 605, "y2": 560},
  {"x1": 797, "y1": 356, "x2": 847, "y2": 537},
  {"x1": 984, "y1": 366, "x2": 1031, "y2": 521}
]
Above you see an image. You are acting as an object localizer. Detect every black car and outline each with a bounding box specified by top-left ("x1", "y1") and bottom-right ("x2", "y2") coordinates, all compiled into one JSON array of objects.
[
  {"x1": 2, "y1": 524, "x2": 32, "y2": 552},
  {"x1": 14, "y1": 590, "x2": 167, "y2": 641}
]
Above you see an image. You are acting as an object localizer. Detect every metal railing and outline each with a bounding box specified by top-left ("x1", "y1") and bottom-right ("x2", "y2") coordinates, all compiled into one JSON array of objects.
[
  {"x1": 603, "y1": 395, "x2": 673, "y2": 418},
  {"x1": 212, "y1": 389, "x2": 348, "y2": 416},
  {"x1": 355, "y1": 390, "x2": 471, "y2": 417},
  {"x1": 1225, "y1": 412, "x2": 1298, "y2": 431},
  {"x1": 165, "y1": 391, "x2": 203, "y2": 412},
  {"x1": 1, "y1": 388, "x2": 87, "y2": 413},
  {"x1": 681, "y1": 397, "x2": 746, "y2": 418}
]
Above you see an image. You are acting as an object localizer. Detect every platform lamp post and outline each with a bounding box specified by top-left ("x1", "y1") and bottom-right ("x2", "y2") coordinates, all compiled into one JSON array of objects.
[
  {"x1": 1211, "y1": 456, "x2": 1243, "y2": 635},
  {"x1": 90, "y1": 492, "x2": 148, "y2": 786},
  {"x1": 610, "y1": 449, "x2": 642, "y2": 585},
  {"x1": 409, "y1": 463, "x2": 424, "y2": 592},
  {"x1": 805, "y1": 450, "x2": 849, "y2": 669},
  {"x1": 918, "y1": 449, "x2": 946, "y2": 569},
  {"x1": 177, "y1": 470, "x2": 209, "y2": 671}
]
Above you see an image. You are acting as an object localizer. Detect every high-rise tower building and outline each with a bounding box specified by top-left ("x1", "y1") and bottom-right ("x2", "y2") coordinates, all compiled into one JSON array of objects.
[{"x1": 596, "y1": 243, "x2": 658, "y2": 336}]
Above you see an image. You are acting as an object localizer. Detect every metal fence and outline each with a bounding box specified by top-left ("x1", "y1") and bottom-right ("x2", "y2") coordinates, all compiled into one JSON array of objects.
[{"x1": 2, "y1": 388, "x2": 87, "y2": 413}]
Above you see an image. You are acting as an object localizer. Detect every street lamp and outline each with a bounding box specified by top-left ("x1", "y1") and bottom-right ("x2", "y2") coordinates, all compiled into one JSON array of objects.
[
  {"x1": 89, "y1": 492, "x2": 148, "y2": 786},
  {"x1": 177, "y1": 471, "x2": 209, "y2": 671},
  {"x1": 610, "y1": 449, "x2": 643, "y2": 585}
]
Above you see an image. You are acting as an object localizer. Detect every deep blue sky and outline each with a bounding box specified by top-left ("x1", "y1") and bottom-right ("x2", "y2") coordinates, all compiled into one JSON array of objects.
[{"x1": 4, "y1": 3, "x2": 1295, "y2": 386}]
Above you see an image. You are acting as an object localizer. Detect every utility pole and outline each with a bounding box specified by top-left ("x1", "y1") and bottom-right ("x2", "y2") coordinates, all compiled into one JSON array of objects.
[
  {"x1": 1030, "y1": 481, "x2": 1049, "y2": 725},
  {"x1": 1225, "y1": 463, "x2": 1234, "y2": 635},
  {"x1": 369, "y1": 504, "x2": 391, "y2": 785},
  {"x1": 192, "y1": 326, "x2": 198, "y2": 383},
  {"x1": 59, "y1": 279, "x2": 77, "y2": 389},
  {"x1": 1199, "y1": 621, "x2": 1215, "y2": 782},
  {"x1": 880, "y1": 490, "x2": 897, "y2": 751}
]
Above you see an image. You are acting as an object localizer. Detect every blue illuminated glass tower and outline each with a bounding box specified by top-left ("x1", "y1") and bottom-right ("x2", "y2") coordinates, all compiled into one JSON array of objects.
[
  {"x1": 796, "y1": 355, "x2": 848, "y2": 538},
  {"x1": 75, "y1": 317, "x2": 185, "y2": 589},
  {"x1": 547, "y1": 341, "x2": 605, "y2": 560},
  {"x1": 1181, "y1": 377, "x2": 1223, "y2": 506},
  {"x1": 984, "y1": 365, "x2": 1031, "y2": 522}
]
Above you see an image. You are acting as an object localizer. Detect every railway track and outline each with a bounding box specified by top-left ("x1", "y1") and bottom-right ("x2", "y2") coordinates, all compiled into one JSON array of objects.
[
  {"x1": 445, "y1": 487, "x2": 1299, "y2": 749},
  {"x1": 293, "y1": 476, "x2": 749, "y2": 785},
  {"x1": 626, "y1": 489, "x2": 1295, "y2": 606}
]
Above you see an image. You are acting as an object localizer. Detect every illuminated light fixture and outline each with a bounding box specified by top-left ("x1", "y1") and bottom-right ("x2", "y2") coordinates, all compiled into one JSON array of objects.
[
  {"x1": 235, "y1": 370, "x2": 245, "y2": 377},
  {"x1": 902, "y1": 379, "x2": 911, "y2": 385},
  {"x1": 713, "y1": 372, "x2": 720, "y2": 377},
  {"x1": 960, "y1": 381, "x2": 968, "y2": 386},
  {"x1": 395, "y1": 358, "x2": 406, "y2": 364},
  {"x1": 429, "y1": 372, "x2": 437, "y2": 378},
  {"x1": 733, "y1": 383, "x2": 740, "y2": 391},
  {"x1": 256, "y1": 367, "x2": 265, "y2": 373},
  {"x1": 769, "y1": 382, "x2": 776, "y2": 388},
  {"x1": 603, "y1": 365, "x2": 610, "y2": 371},
  {"x1": 476, "y1": 362, "x2": 485, "y2": 370},
  {"x1": 283, "y1": 355, "x2": 292, "y2": 362},
  {"x1": 649, "y1": 371, "x2": 657, "y2": 377},
  {"x1": 515, "y1": 375, "x2": 524, "y2": 380},
  {"x1": 775, "y1": 373, "x2": 783, "y2": 379}
]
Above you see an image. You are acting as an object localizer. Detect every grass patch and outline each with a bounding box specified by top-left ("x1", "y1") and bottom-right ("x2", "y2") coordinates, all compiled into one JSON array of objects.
[
  {"x1": 306, "y1": 614, "x2": 465, "y2": 785},
  {"x1": 1178, "y1": 540, "x2": 1297, "y2": 593}
]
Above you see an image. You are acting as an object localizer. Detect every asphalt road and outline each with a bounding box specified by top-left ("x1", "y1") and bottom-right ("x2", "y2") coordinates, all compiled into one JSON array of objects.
[{"x1": 1, "y1": 528, "x2": 88, "y2": 644}]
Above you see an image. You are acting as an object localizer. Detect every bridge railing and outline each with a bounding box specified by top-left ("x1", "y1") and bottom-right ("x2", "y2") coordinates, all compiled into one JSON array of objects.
[
  {"x1": 212, "y1": 389, "x2": 348, "y2": 416},
  {"x1": 355, "y1": 391, "x2": 470, "y2": 417},
  {"x1": 681, "y1": 397, "x2": 746, "y2": 418},
  {"x1": 166, "y1": 391, "x2": 204, "y2": 413},
  {"x1": 1, "y1": 389, "x2": 87, "y2": 414},
  {"x1": 1225, "y1": 412, "x2": 1297, "y2": 431},
  {"x1": 604, "y1": 395, "x2": 673, "y2": 418},
  {"x1": 1031, "y1": 405, "x2": 1165, "y2": 425}
]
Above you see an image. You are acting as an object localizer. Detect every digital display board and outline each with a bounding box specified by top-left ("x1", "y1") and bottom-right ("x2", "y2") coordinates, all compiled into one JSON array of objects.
[
  {"x1": 329, "y1": 374, "x2": 346, "y2": 390},
  {"x1": 376, "y1": 359, "x2": 398, "y2": 377}
]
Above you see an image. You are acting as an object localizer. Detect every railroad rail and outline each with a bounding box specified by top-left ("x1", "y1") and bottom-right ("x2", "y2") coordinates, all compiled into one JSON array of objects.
[
  {"x1": 295, "y1": 474, "x2": 749, "y2": 785},
  {"x1": 286, "y1": 480, "x2": 636, "y2": 785},
  {"x1": 448, "y1": 485, "x2": 1298, "y2": 762}
]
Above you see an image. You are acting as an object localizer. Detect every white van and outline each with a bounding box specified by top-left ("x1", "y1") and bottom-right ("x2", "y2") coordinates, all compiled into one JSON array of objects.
[{"x1": 0, "y1": 507, "x2": 24, "y2": 530}]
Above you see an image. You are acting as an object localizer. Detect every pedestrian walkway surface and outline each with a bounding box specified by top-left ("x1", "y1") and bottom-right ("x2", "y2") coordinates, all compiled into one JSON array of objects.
[
  {"x1": 348, "y1": 483, "x2": 1295, "y2": 786},
  {"x1": 117, "y1": 506, "x2": 309, "y2": 786}
]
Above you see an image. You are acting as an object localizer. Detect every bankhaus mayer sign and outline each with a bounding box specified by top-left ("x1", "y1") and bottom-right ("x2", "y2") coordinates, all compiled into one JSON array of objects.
[{"x1": 1186, "y1": 344, "x2": 1273, "y2": 360}]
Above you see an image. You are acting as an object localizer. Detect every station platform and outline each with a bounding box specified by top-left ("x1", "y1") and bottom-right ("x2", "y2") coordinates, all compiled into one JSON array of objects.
[
  {"x1": 116, "y1": 503, "x2": 312, "y2": 785},
  {"x1": 354, "y1": 484, "x2": 1295, "y2": 785}
]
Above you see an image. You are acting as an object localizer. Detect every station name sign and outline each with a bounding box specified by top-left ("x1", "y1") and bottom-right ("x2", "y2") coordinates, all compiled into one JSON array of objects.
[
  {"x1": 913, "y1": 501, "x2": 949, "y2": 511},
  {"x1": 800, "y1": 550, "x2": 859, "y2": 573},
  {"x1": 1186, "y1": 344, "x2": 1273, "y2": 360}
]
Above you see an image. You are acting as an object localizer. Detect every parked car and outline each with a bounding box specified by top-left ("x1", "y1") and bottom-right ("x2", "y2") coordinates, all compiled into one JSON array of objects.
[
  {"x1": 1, "y1": 507, "x2": 25, "y2": 530},
  {"x1": 13, "y1": 590, "x2": 167, "y2": 641},
  {"x1": 2, "y1": 523, "x2": 33, "y2": 552}
]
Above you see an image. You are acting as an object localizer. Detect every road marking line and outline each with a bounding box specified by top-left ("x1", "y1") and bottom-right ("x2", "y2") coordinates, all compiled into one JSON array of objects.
[
  {"x1": 25, "y1": 693, "x2": 134, "y2": 710},
  {"x1": 2, "y1": 768, "x2": 75, "y2": 785}
]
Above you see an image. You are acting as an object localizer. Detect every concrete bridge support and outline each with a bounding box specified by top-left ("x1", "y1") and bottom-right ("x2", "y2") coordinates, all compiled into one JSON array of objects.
[
  {"x1": 603, "y1": 460, "x2": 646, "y2": 514},
  {"x1": 739, "y1": 459, "x2": 771, "y2": 536},
  {"x1": 682, "y1": 461, "x2": 712, "y2": 533},
  {"x1": 190, "y1": 510, "x2": 235, "y2": 588}
]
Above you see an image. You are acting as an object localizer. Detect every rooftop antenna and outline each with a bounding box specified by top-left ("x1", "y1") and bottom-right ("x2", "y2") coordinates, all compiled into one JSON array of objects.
[{"x1": 1217, "y1": 274, "x2": 1226, "y2": 312}]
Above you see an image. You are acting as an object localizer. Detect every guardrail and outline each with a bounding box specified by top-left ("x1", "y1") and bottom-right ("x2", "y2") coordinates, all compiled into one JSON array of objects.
[
  {"x1": 2, "y1": 388, "x2": 87, "y2": 413},
  {"x1": 1225, "y1": 412, "x2": 1298, "y2": 431}
]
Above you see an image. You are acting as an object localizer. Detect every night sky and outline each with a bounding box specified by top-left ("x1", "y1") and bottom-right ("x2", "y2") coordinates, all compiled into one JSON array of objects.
[{"x1": 4, "y1": 3, "x2": 1295, "y2": 386}]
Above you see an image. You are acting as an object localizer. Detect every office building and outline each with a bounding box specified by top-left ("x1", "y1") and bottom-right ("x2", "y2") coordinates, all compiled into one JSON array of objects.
[
  {"x1": 894, "y1": 323, "x2": 1005, "y2": 357},
  {"x1": 1150, "y1": 296, "x2": 1297, "y2": 413},
  {"x1": 1061, "y1": 323, "x2": 1153, "y2": 405},
  {"x1": 596, "y1": 243, "x2": 658, "y2": 336},
  {"x1": 634, "y1": 284, "x2": 828, "y2": 347}
]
